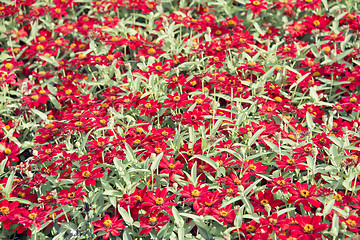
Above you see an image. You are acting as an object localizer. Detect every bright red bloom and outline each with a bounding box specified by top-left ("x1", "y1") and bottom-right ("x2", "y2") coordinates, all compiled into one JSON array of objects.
[
  {"x1": 16, "y1": 206, "x2": 49, "y2": 229},
  {"x1": 290, "y1": 215, "x2": 328, "y2": 239},
  {"x1": 180, "y1": 184, "x2": 210, "y2": 209},
  {"x1": 276, "y1": 155, "x2": 308, "y2": 172},
  {"x1": 181, "y1": 110, "x2": 205, "y2": 130},
  {"x1": 246, "y1": 0, "x2": 268, "y2": 16},
  {"x1": 211, "y1": 204, "x2": 235, "y2": 225},
  {"x1": 148, "y1": 62, "x2": 170, "y2": 77},
  {"x1": 143, "y1": 188, "x2": 176, "y2": 216},
  {"x1": 139, "y1": 211, "x2": 169, "y2": 235},
  {"x1": 159, "y1": 157, "x2": 184, "y2": 182},
  {"x1": 0, "y1": 200, "x2": 24, "y2": 230},
  {"x1": 58, "y1": 186, "x2": 87, "y2": 206},
  {"x1": 288, "y1": 182, "x2": 321, "y2": 212},
  {"x1": 93, "y1": 214, "x2": 125, "y2": 239},
  {"x1": 250, "y1": 190, "x2": 283, "y2": 216},
  {"x1": 137, "y1": 99, "x2": 162, "y2": 117},
  {"x1": 164, "y1": 92, "x2": 191, "y2": 109},
  {"x1": 72, "y1": 164, "x2": 103, "y2": 186}
]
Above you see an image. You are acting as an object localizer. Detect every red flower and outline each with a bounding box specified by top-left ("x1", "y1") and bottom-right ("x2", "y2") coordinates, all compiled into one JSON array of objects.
[
  {"x1": 93, "y1": 215, "x2": 125, "y2": 239},
  {"x1": 181, "y1": 110, "x2": 205, "y2": 130},
  {"x1": 16, "y1": 206, "x2": 49, "y2": 229},
  {"x1": 72, "y1": 164, "x2": 103, "y2": 186},
  {"x1": 58, "y1": 186, "x2": 87, "y2": 206},
  {"x1": 159, "y1": 157, "x2": 184, "y2": 182},
  {"x1": 211, "y1": 204, "x2": 235, "y2": 225},
  {"x1": 266, "y1": 176, "x2": 294, "y2": 194},
  {"x1": 148, "y1": 62, "x2": 170, "y2": 77},
  {"x1": 180, "y1": 184, "x2": 210, "y2": 209},
  {"x1": 258, "y1": 101, "x2": 279, "y2": 117},
  {"x1": 0, "y1": 200, "x2": 24, "y2": 230},
  {"x1": 139, "y1": 211, "x2": 169, "y2": 235},
  {"x1": 137, "y1": 99, "x2": 162, "y2": 117},
  {"x1": 164, "y1": 92, "x2": 191, "y2": 109},
  {"x1": 250, "y1": 190, "x2": 283, "y2": 216},
  {"x1": 276, "y1": 155, "x2": 308, "y2": 172},
  {"x1": 246, "y1": 0, "x2": 268, "y2": 16},
  {"x1": 143, "y1": 188, "x2": 176, "y2": 215},
  {"x1": 288, "y1": 182, "x2": 321, "y2": 212},
  {"x1": 290, "y1": 215, "x2": 328, "y2": 239}
]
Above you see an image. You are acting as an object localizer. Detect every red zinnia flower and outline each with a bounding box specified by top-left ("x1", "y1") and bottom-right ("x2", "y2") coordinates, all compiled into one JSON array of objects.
[
  {"x1": 288, "y1": 182, "x2": 321, "y2": 212},
  {"x1": 72, "y1": 164, "x2": 104, "y2": 186},
  {"x1": 58, "y1": 186, "x2": 87, "y2": 207},
  {"x1": 211, "y1": 204, "x2": 235, "y2": 225},
  {"x1": 245, "y1": 0, "x2": 268, "y2": 16},
  {"x1": 290, "y1": 215, "x2": 328, "y2": 239},
  {"x1": 16, "y1": 206, "x2": 49, "y2": 229},
  {"x1": 143, "y1": 188, "x2": 176, "y2": 216},
  {"x1": 93, "y1": 214, "x2": 125, "y2": 239},
  {"x1": 0, "y1": 200, "x2": 24, "y2": 230},
  {"x1": 139, "y1": 211, "x2": 169, "y2": 235}
]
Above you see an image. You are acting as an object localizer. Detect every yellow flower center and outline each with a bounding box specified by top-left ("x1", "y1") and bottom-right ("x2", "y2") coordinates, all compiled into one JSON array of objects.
[
  {"x1": 303, "y1": 224, "x2": 314, "y2": 233},
  {"x1": 82, "y1": 171, "x2": 91, "y2": 178},
  {"x1": 313, "y1": 20, "x2": 320, "y2": 27},
  {"x1": 36, "y1": 45, "x2": 45, "y2": 52},
  {"x1": 220, "y1": 211, "x2": 228, "y2": 217},
  {"x1": 346, "y1": 219, "x2": 356, "y2": 227},
  {"x1": 155, "y1": 198, "x2": 164, "y2": 205},
  {"x1": 65, "y1": 89, "x2": 72, "y2": 95},
  {"x1": 68, "y1": 192, "x2": 76, "y2": 199},
  {"x1": 144, "y1": 103, "x2": 152, "y2": 109},
  {"x1": 154, "y1": 148, "x2": 162, "y2": 154},
  {"x1": 350, "y1": 97, "x2": 357, "y2": 103},
  {"x1": 5, "y1": 63, "x2": 14, "y2": 70},
  {"x1": 4, "y1": 148, "x2": 11, "y2": 155},
  {"x1": 196, "y1": 99, "x2": 204, "y2": 105},
  {"x1": 246, "y1": 225, "x2": 256, "y2": 233},
  {"x1": 253, "y1": 0, "x2": 260, "y2": 5},
  {"x1": 31, "y1": 95, "x2": 39, "y2": 100},
  {"x1": 192, "y1": 190, "x2": 200, "y2": 197},
  {"x1": 147, "y1": 48, "x2": 156, "y2": 55},
  {"x1": 155, "y1": 66, "x2": 162, "y2": 71},
  {"x1": 104, "y1": 220, "x2": 112, "y2": 228},
  {"x1": 149, "y1": 217, "x2": 157, "y2": 225},
  {"x1": 260, "y1": 199, "x2": 269, "y2": 206},
  {"x1": 29, "y1": 213, "x2": 37, "y2": 220},
  {"x1": 300, "y1": 190, "x2": 310, "y2": 198},
  {"x1": 0, "y1": 207, "x2": 9, "y2": 216}
]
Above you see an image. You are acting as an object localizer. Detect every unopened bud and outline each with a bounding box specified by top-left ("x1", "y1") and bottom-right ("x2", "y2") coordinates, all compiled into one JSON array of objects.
[
  {"x1": 240, "y1": 147, "x2": 246, "y2": 155},
  {"x1": 150, "y1": 153, "x2": 156, "y2": 161},
  {"x1": 322, "y1": 115, "x2": 328, "y2": 123},
  {"x1": 234, "y1": 205, "x2": 241, "y2": 215},
  {"x1": 344, "y1": 206, "x2": 350, "y2": 213},
  {"x1": 75, "y1": 142, "x2": 81, "y2": 147},
  {"x1": 206, "y1": 27, "x2": 211, "y2": 34},
  {"x1": 341, "y1": 221, "x2": 348, "y2": 229},
  {"x1": 247, "y1": 132, "x2": 253, "y2": 138},
  {"x1": 173, "y1": 183, "x2": 178, "y2": 189},
  {"x1": 264, "y1": 204, "x2": 271, "y2": 213},
  {"x1": 125, "y1": 63, "x2": 132, "y2": 71},
  {"x1": 32, "y1": 150, "x2": 38, "y2": 156},
  {"x1": 311, "y1": 147, "x2": 318, "y2": 156},
  {"x1": 222, "y1": 233, "x2": 231, "y2": 240},
  {"x1": 139, "y1": 56, "x2": 145, "y2": 62},
  {"x1": 354, "y1": 122, "x2": 359, "y2": 129},
  {"x1": 238, "y1": 185, "x2": 245, "y2": 193},
  {"x1": 355, "y1": 43, "x2": 360, "y2": 49},
  {"x1": 274, "y1": 132, "x2": 281, "y2": 141}
]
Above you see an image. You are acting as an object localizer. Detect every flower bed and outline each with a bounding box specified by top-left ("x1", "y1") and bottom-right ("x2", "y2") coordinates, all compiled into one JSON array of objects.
[{"x1": 1, "y1": 0, "x2": 360, "y2": 239}]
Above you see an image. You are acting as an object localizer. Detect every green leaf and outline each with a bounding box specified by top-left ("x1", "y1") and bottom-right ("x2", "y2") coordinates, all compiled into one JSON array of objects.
[
  {"x1": 150, "y1": 152, "x2": 163, "y2": 172},
  {"x1": 118, "y1": 207, "x2": 134, "y2": 226},
  {"x1": 172, "y1": 206, "x2": 184, "y2": 227},
  {"x1": 323, "y1": 199, "x2": 335, "y2": 216},
  {"x1": 248, "y1": 127, "x2": 265, "y2": 146},
  {"x1": 4, "y1": 172, "x2": 15, "y2": 197},
  {"x1": 306, "y1": 112, "x2": 315, "y2": 131}
]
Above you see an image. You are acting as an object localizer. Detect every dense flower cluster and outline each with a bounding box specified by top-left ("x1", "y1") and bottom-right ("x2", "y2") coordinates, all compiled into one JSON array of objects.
[{"x1": 0, "y1": 0, "x2": 360, "y2": 239}]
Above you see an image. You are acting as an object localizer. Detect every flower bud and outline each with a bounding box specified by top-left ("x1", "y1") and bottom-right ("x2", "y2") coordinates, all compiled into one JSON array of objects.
[
  {"x1": 341, "y1": 221, "x2": 348, "y2": 229},
  {"x1": 206, "y1": 27, "x2": 211, "y2": 34},
  {"x1": 247, "y1": 132, "x2": 253, "y2": 138},
  {"x1": 75, "y1": 142, "x2": 81, "y2": 147},
  {"x1": 311, "y1": 147, "x2": 318, "y2": 156},
  {"x1": 322, "y1": 115, "x2": 328, "y2": 124},
  {"x1": 33, "y1": 150, "x2": 38, "y2": 156},
  {"x1": 264, "y1": 204, "x2": 271, "y2": 213},
  {"x1": 238, "y1": 185, "x2": 245, "y2": 193},
  {"x1": 274, "y1": 132, "x2": 281, "y2": 141},
  {"x1": 139, "y1": 56, "x2": 146, "y2": 62},
  {"x1": 172, "y1": 183, "x2": 178, "y2": 189},
  {"x1": 344, "y1": 206, "x2": 350, "y2": 213},
  {"x1": 355, "y1": 43, "x2": 360, "y2": 49},
  {"x1": 125, "y1": 63, "x2": 132, "y2": 71},
  {"x1": 222, "y1": 233, "x2": 231, "y2": 240},
  {"x1": 234, "y1": 205, "x2": 241, "y2": 215}
]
